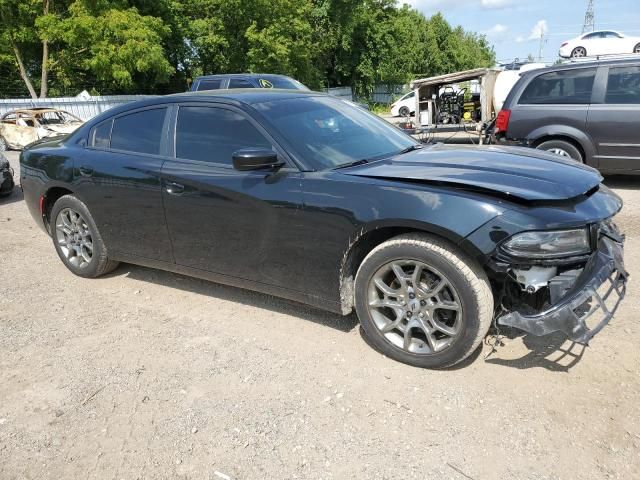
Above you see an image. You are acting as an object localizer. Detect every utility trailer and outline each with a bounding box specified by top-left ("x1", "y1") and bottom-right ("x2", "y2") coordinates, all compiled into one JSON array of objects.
[{"x1": 407, "y1": 68, "x2": 501, "y2": 143}]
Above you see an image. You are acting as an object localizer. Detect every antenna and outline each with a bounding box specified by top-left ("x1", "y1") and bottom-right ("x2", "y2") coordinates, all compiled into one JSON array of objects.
[{"x1": 582, "y1": 0, "x2": 595, "y2": 34}]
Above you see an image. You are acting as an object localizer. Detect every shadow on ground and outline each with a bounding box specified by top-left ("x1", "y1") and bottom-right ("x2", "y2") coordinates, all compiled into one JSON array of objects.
[
  {"x1": 111, "y1": 263, "x2": 359, "y2": 334},
  {"x1": 484, "y1": 328, "x2": 586, "y2": 372},
  {"x1": 0, "y1": 188, "x2": 24, "y2": 207},
  {"x1": 604, "y1": 175, "x2": 640, "y2": 190}
]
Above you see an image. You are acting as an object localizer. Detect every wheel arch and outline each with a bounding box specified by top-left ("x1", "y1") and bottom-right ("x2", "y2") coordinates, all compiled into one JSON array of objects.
[
  {"x1": 527, "y1": 126, "x2": 596, "y2": 165},
  {"x1": 42, "y1": 185, "x2": 75, "y2": 234},
  {"x1": 338, "y1": 220, "x2": 480, "y2": 315}
]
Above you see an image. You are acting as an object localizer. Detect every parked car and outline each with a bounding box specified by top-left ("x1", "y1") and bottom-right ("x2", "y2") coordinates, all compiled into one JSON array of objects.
[
  {"x1": 20, "y1": 90, "x2": 627, "y2": 369},
  {"x1": 191, "y1": 73, "x2": 310, "y2": 92},
  {"x1": 0, "y1": 108, "x2": 84, "y2": 151},
  {"x1": 390, "y1": 91, "x2": 417, "y2": 117},
  {"x1": 0, "y1": 152, "x2": 14, "y2": 197},
  {"x1": 559, "y1": 30, "x2": 640, "y2": 58},
  {"x1": 494, "y1": 58, "x2": 640, "y2": 174}
]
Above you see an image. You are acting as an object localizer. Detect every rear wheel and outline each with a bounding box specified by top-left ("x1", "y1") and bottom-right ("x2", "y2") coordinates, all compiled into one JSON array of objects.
[
  {"x1": 536, "y1": 139, "x2": 583, "y2": 162},
  {"x1": 50, "y1": 195, "x2": 119, "y2": 278},
  {"x1": 399, "y1": 106, "x2": 411, "y2": 117},
  {"x1": 571, "y1": 46, "x2": 587, "y2": 58},
  {"x1": 634, "y1": 43, "x2": 640, "y2": 54},
  {"x1": 354, "y1": 234, "x2": 493, "y2": 369}
]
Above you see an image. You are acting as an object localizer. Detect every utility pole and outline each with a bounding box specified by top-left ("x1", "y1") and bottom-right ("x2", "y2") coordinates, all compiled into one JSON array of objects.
[
  {"x1": 582, "y1": 0, "x2": 595, "y2": 34},
  {"x1": 538, "y1": 29, "x2": 547, "y2": 61}
]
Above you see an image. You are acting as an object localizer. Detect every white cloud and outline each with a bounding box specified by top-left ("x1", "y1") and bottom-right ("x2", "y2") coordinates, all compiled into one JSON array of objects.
[
  {"x1": 485, "y1": 23, "x2": 508, "y2": 37},
  {"x1": 480, "y1": 0, "x2": 512, "y2": 8},
  {"x1": 516, "y1": 19, "x2": 548, "y2": 43}
]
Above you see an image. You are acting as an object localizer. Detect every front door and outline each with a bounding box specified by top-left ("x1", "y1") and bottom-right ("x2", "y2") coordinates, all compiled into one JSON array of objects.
[
  {"x1": 161, "y1": 104, "x2": 302, "y2": 288},
  {"x1": 588, "y1": 65, "x2": 640, "y2": 171},
  {"x1": 73, "y1": 106, "x2": 174, "y2": 261}
]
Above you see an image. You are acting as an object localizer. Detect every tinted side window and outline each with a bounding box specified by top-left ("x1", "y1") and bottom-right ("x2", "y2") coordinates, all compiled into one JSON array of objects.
[
  {"x1": 91, "y1": 119, "x2": 112, "y2": 148},
  {"x1": 519, "y1": 69, "x2": 596, "y2": 105},
  {"x1": 175, "y1": 107, "x2": 272, "y2": 165},
  {"x1": 228, "y1": 78, "x2": 254, "y2": 88},
  {"x1": 605, "y1": 66, "x2": 640, "y2": 104},
  {"x1": 196, "y1": 79, "x2": 223, "y2": 91},
  {"x1": 110, "y1": 108, "x2": 166, "y2": 155}
]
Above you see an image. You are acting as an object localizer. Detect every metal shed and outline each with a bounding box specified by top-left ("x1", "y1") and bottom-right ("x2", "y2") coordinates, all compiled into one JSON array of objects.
[{"x1": 408, "y1": 67, "x2": 501, "y2": 138}]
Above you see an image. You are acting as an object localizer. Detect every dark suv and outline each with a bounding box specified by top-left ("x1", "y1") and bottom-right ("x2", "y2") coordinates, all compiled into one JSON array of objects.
[
  {"x1": 191, "y1": 74, "x2": 309, "y2": 92},
  {"x1": 495, "y1": 58, "x2": 640, "y2": 174}
]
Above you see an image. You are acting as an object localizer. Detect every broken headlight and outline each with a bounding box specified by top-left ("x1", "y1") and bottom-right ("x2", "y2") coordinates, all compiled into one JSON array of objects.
[{"x1": 502, "y1": 229, "x2": 591, "y2": 259}]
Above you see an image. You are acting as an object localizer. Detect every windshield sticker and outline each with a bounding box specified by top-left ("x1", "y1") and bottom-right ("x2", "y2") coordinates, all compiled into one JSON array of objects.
[{"x1": 259, "y1": 79, "x2": 274, "y2": 89}]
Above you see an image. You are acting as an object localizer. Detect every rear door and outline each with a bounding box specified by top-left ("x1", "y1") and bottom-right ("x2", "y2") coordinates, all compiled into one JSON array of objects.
[
  {"x1": 74, "y1": 106, "x2": 174, "y2": 261},
  {"x1": 587, "y1": 64, "x2": 640, "y2": 171},
  {"x1": 160, "y1": 103, "x2": 303, "y2": 287},
  {"x1": 508, "y1": 67, "x2": 597, "y2": 146}
]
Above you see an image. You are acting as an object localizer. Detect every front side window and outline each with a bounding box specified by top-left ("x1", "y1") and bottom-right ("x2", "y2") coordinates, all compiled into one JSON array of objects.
[
  {"x1": 175, "y1": 106, "x2": 272, "y2": 165},
  {"x1": 519, "y1": 69, "x2": 596, "y2": 105},
  {"x1": 228, "y1": 78, "x2": 254, "y2": 89},
  {"x1": 196, "y1": 79, "x2": 223, "y2": 91},
  {"x1": 91, "y1": 120, "x2": 113, "y2": 148},
  {"x1": 606, "y1": 66, "x2": 640, "y2": 104},
  {"x1": 110, "y1": 108, "x2": 167, "y2": 155},
  {"x1": 253, "y1": 96, "x2": 416, "y2": 169}
]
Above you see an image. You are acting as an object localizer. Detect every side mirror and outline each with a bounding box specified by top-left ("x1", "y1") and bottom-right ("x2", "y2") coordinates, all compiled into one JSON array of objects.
[{"x1": 232, "y1": 148, "x2": 281, "y2": 171}]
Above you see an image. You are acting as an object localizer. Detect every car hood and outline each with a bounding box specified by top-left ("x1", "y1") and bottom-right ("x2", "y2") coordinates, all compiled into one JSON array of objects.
[{"x1": 339, "y1": 144, "x2": 603, "y2": 202}]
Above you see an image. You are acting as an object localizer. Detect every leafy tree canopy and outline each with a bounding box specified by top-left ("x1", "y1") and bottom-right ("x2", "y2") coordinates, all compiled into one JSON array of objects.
[{"x1": 0, "y1": 0, "x2": 495, "y2": 98}]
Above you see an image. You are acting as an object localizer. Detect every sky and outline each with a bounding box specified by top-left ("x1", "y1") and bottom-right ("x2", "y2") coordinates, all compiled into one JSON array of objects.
[{"x1": 401, "y1": 0, "x2": 640, "y2": 64}]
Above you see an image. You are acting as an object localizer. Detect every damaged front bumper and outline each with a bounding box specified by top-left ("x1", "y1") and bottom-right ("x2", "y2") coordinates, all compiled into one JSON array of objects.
[{"x1": 497, "y1": 235, "x2": 628, "y2": 344}]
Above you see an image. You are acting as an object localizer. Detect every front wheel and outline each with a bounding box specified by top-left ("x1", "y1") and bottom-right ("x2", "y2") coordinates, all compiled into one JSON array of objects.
[
  {"x1": 354, "y1": 234, "x2": 493, "y2": 369},
  {"x1": 50, "y1": 195, "x2": 119, "y2": 278},
  {"x1": 634, "y1": 43, "x2": 640, "y2": 54},
  {"x1": 398, "y1": 106, "x2": 411, "y2": 117},
  {"x1": 536, "y1": 139, "x2": 583, "y2": 162},
  {"x1": 571, "y1": 46, "x2": 587, "y2": 58}
]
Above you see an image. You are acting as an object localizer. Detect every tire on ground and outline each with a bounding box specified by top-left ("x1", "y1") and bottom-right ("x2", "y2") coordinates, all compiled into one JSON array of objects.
[
  {"x1": 50, "y1": 194, "x2": 119, "y2": 278},
  {"x1": 354, "y1": 233, "x2": 494, "y2": 369},
  {"x1": 536, "y1": 139, "x2": 583, "y2": 162}
]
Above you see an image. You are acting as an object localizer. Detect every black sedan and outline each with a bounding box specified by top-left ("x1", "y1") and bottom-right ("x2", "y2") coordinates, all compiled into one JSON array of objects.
[{"x1": 20, "y1": 90, "x2": 627, "y2": 368}]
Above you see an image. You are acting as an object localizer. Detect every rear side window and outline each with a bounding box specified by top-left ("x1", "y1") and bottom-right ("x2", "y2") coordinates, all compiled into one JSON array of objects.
[
  {"x1": 91, "y1": 120, "x2": 112, "y2": 148},
  {"x1": 110, "y1": 108, "x2": 167, "y2": 155},
  {"x1": 196, "y1": 79, "x2": 223, "y2": 91},
  {"x1": 228, "y1": 78, "x2": 254, "y2": 89},
  {"x1": 519, "y1": 68, "x2": 596, "y2": 105},
  {"x1": 605, "y1": 66, "x2": 640, "y2": 104},
  {"x1": 175, "y1": 106, "x2": 272, "y2": 165}
]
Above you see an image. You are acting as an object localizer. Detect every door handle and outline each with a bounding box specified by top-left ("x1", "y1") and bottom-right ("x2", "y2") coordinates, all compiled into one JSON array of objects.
[
  {"x1": 79, "y1": 166, "x2": 93, "y2": 177},
  {"x1": 165, "y1": 181, "x2": 184, "y2": 195}
]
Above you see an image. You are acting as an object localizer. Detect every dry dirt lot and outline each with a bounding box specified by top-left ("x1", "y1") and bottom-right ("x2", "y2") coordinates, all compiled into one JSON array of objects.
[{"x1": 1, "y1": 151, "x2": 639, "y2": 480}]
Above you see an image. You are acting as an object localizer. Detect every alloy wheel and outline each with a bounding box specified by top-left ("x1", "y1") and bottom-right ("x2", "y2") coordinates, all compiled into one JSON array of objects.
[
  {"x1": 367, "y1": 260, "x2": 463, "y2": 355},
  {"x1": 55, "y1": 208, "x2": 94, "y2": 269},
  {"x1": 635, "y1": 44, "x2": 640, "y2": 54},
  {"x1": 572, "y1": 47, "x2": 587, "y2": 58},
  {"x1": 548, "y1": 147, "x2": 570, "y2": 157}
]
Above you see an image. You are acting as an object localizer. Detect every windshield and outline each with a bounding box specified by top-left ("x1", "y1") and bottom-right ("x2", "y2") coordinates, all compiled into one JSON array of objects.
[
  {"x1": 253, "y1": 96, "x2": 416, "y2": 169},
  {"x1": 259, "y1": 76, "x2": 309, "y2": 90}
]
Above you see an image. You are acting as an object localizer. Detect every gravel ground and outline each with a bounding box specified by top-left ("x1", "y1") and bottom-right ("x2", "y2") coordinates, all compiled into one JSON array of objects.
[{"x1": 1, "y1": 150, "x2": 639, "y2": 480}]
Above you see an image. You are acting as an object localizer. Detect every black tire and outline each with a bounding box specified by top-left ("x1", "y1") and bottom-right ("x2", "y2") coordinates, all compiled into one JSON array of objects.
[
  {"x1": 354, "y1": 233, "x2": 493, "y2": 369},
  {"x1": 536, "y1": 139, "x2": 583, "y2": 162},
  {"x1": 398, "y1": 106, "x2": 411, "y2": 117},
  {"x1": 634, "y1": 43, "x2": 640, "y2": 54},
  {"x1": 50, "y1": 194, "x2": 119, "y2": 278},
  {"x1": 571, "y1": 46, "x2": 587, "y2": 58},
  {"x1": 0, "y1": 177, "x2": 14, "y2": 197}
]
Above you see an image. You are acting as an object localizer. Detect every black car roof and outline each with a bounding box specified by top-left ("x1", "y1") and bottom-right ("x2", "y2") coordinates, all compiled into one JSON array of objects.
[
  {"x1": 170, "y1": 88, "x2": 324, "y2": 105},
  {"x1": 194, "y1": 73, "x2": 295, "y2": 80}
]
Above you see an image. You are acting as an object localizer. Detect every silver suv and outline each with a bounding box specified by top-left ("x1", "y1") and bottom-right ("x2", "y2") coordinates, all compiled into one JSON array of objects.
[{"x1": 494, "y1": 58, "x2": 640, "y2": 174}]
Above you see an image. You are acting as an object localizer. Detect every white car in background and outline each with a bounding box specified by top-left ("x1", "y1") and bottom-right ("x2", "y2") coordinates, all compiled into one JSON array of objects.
[
  {"x1": 559, "y1": 30, "x2": 640, "y2": 58},
  {"x1": 390, "y1": 91, "x2": 416, "y2": 117}
]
